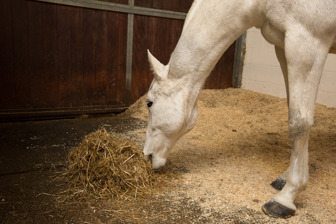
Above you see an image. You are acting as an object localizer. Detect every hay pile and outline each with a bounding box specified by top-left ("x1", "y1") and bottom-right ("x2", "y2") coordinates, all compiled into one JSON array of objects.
[{"x1": 65, "y1": 128, "x2": 155, "y2": 199}]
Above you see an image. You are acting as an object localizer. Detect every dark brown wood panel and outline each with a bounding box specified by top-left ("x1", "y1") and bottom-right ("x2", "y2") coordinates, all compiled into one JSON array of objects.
[
  {"x1": 12, "y1": 0, "x2": 30, "y2": 109},
  {"x1": 82, "y1": 8, "x2": 97, "y2": 106},
  {"x1": 0, "y1": 0, "x2": 15, "y2": 109},
  {"x1": 57, "y1": 4, "x2": 73, "y2": 107},
  {"x1": 135, "y1": 0, "x2": 193, "y2": 13},
  {"x1": 69, "y1": 6, "x2": 85, "y2": 107},
  {"x1": 107, "y1": 11, "x2": 128, "y2": 105},
  {"x1": 43, "y1": 3, "x2": 58, "y2": 107},
  {"x1": 27, "y1": 0, "x2": 47, "y2": 108},
  {"x1": 75, "y1": 8, "x2": 128, "y2": 107},
  {"x1": 0, "y1": 0, "x2": 128, "y2": 117},
  {"x1": 95, "y1": 10, "x2": 109, "y2": 106}
]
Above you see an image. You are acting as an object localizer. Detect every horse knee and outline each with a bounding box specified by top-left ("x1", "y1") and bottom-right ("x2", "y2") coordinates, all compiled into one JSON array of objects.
[{"x1": 288, "y1": 112, "x2": 314, "y2": 139}]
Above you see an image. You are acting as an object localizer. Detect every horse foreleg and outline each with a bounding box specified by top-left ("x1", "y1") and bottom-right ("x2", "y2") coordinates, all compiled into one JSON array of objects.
[
  {"x1": 270, "y1": 46, "x2": 289, "y2": 191},
  {"x1": 262, "y1": 29, "x2": 330, "y2": 219}
]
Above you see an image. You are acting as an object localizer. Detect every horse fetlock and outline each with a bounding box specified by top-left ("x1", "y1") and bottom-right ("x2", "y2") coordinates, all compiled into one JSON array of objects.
[
  {"x1": 273, "y1": 194, "x2": 297, "y2": 212},
  {"x1": 272, "y1": 182, "x2": 301, "y2": 210}
]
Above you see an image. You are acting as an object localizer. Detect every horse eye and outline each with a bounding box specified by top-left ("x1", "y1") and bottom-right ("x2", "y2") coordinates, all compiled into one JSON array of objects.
[{"x1": 146, "y1": 101, "x2": 153, "y2": 108}]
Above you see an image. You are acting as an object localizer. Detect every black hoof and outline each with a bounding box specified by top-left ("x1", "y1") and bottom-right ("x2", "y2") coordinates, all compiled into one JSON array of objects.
[
  {"x1": 271, "y1": 178, "x2": 286, "y2": 191},
  {"x1": 262, "y1": 200, "x2": 295, "y2": 219}
]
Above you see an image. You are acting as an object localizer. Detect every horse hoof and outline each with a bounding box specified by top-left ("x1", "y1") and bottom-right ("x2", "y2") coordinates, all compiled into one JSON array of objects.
[
  {"x1": 262, "y1": 200, "x2": 295, "y2": 219},
  {"x1": 271, "y1": 178, "x2": 286, "y2": 191}
]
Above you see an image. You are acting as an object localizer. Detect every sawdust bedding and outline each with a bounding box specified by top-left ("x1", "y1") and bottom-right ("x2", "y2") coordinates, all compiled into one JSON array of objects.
[{"x1": 125, "y1": 88, "x2": 336, "y2": 223}]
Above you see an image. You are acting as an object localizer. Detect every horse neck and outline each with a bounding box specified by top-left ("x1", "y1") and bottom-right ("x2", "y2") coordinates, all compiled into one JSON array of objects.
[{"x1": 168, "y1": 0, "x2": 263, "y2": 85}]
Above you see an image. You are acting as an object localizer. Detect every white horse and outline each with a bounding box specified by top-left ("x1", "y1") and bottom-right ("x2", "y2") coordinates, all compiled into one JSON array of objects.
[{"x1": 143, "y1": 0, "x2": 336, "y2": 219}]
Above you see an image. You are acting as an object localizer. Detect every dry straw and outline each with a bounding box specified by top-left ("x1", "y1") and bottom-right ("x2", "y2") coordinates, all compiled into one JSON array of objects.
[{"x1": 64, "y1": 127, "x2": 160, "y2": 200}]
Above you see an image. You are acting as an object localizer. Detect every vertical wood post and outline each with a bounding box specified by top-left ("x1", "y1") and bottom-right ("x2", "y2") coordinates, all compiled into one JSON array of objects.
[
  {"x1": 125, "y1": 0, "x2": 134, "y2": 105},
  {"x1": 233, "y1": 32, "x2": 246, "y2": 88}
]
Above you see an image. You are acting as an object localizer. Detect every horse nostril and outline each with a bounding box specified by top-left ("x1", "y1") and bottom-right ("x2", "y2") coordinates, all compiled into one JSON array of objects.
[
  {"x1": 144, "y1": 153, "x2": 153, "y2": 163},
  {"x1": 148, "y1": 154, "x2": 153, "y2": 162}
]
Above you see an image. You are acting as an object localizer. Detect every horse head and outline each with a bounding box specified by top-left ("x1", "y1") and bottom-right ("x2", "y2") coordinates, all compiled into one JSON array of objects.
[{"x1": 143, "y1": 50, "x2": 199, "y2": 170}]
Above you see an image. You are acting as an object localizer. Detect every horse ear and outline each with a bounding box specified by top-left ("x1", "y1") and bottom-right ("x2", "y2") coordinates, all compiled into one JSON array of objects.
[{"x1": 147, "y1": 50, "x2": 165, "y2": 80}]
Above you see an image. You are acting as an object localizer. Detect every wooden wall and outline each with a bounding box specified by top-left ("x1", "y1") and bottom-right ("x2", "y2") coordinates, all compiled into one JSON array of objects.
[{"x1": 0, "y1": 0, "x2": 236, "y2": 120}]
